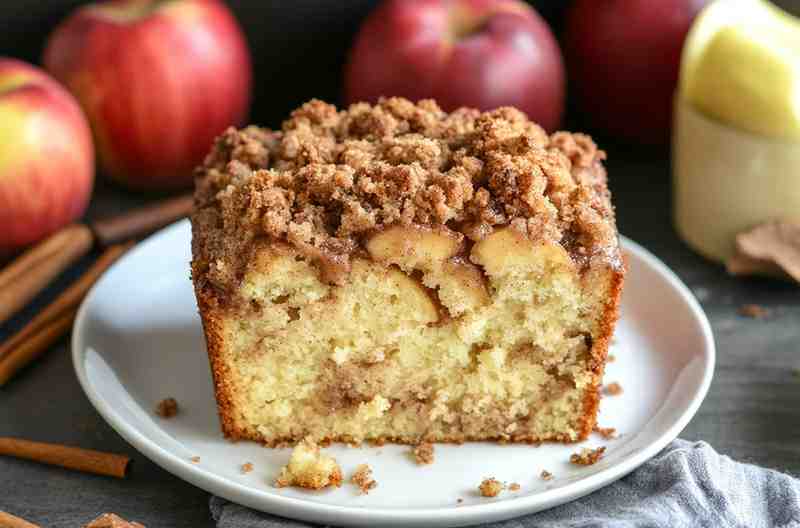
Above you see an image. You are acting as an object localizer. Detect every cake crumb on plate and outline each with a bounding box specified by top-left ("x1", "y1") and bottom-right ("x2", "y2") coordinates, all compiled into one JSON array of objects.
[
  {"x1": 350, "y1": 464, "x2": 377, "y2": 494},
  {"x1": 540, "y1": 470, "x2": 553, "y2": 481},
  {"x1": 274, "y1": 437, "x2": 342, "y2": 490},
  {"x1": 603, "y1": 382, "x2": 623, "y2": 396},
  {"x1": 155, "y1": 397, "x2": 178, "y2": 418},
  {"x1": 411, "y1": 442, "x2": 434, "y2": 465},
  {"x1": 738, "y1": 304, "x2": 770, "y2": 319},
  {"x1": 190, "y1": 456, "x2": 200, "y2": 464},
  {"x1": 479, "y1": 477, "x2": 504, "y2": 497},
  {"x1": 508, "y1": 482, "x2": 521, "y2": 492},
  {"x1": 593, "y1": 425, "x2": 617, "y2": 439},
  {"x1": 241, "y1": 462, "x2": 254, "y2": 474},
  {"x1": 570, "y1": 446, "x2": 606, "y2": 466}
]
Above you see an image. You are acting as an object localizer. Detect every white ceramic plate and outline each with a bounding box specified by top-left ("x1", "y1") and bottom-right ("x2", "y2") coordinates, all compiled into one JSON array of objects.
[{"x1": 72, "y1": 220, "x2": 714, "y2": 528}]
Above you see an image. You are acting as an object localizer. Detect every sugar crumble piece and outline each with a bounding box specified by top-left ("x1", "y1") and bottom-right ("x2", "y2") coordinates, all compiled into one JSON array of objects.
[
  {"x1": 274, "y1": 437, "x2": 342, "y2": 490},
  {"x1": 350, "y1": 464, "x2": 377, "y2": 494},
  {"x1": 738, "y1": 304, "x2": 770, "y2": 319},
  {"x1": 411, "y1": 442, "x2": 434, "y2": 465},
  {"x1": 570, "y1": 446, "x2": 606, "y2": 466},
  {"x1": 606, "y1": 354, "x2": 616, "y2": 363},
  {"x1": 603, "y1": 382, "x2": 623, "y2": 396},
  {"x1": 241, "y1": 462, "x2": 254, "y2": 474},
  {"x1": 540, "y1": 470, "x2": 553, "y2": 481},
  {"x1": 479, "y1": 477, "x2": 504, "y2": 497},
  {"x1": 155, "y1": 397, "x2": 178, "y2": 418},
  {"x1": 190, "y1": 456, "x2": 200, "y2": 464},
  {"x1": 508, "y1": 482, "x2": 521, "y2": 492},
  {"x1": 593, "y1": 425, "x2": 617, "y2": 439}
]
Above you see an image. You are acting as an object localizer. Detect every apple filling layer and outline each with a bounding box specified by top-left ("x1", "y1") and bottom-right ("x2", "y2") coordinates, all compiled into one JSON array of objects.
[{"x1": 211, "y1": 226, "x2": 619, "y2": 445}]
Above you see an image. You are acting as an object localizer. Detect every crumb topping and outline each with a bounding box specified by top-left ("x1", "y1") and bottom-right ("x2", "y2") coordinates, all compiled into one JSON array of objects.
[
  {"x1": 479, "y1": 477, "x2": 504, "y2": 497},
  {"x1": 411, "y1": 442, "x2": 435, "y2": 465},
  {"x1": 192, "y1": 97, "x2": 620, "y2": 293},
  {"x1": 350, "y1": 463, "x2": 377, "y2": 494},
  {"x1": 275, "y1": 438, "x2": 342, "y2": 490},
  {"x1": 570, "y1": 446, "x2": 606, "y2": 466}
]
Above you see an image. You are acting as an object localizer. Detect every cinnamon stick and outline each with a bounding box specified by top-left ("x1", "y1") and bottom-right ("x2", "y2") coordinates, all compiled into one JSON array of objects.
[
  {"x1": 0, "y1": 510, "x2": 41, "y2": 528},
  {"x1": 91, "y1": 193, "x2": 193, "y2": 246},
  {"x1": 0, "y1": 225, "x2": 93, "y2": 326},
  {"x1": 0, "y1": 242, "x2": 132, "y2": 386},
  {"x1": 0, "y1": 437, "x2": 130, "y2": 478}
]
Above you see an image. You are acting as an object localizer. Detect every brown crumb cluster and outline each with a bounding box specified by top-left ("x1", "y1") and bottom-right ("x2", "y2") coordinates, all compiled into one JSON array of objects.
[
  {"x1": 274, "y1": 438, "x2": 343, "y2": 490},
  {"x1": 540, "y1": 470, "x2": 553, "y2": 481},
  {"x1": 192, "y1": 97, "x2": 619, "y2": 292},
  {"x1": 508, "y1": 482, "x2": 521, "y2": 491},
  {"x1": 593, "y1": 425, "x2": 617, "y2": 439},
  {"x1": 738, "y1": 304, "x2": 770, "y2": 319},
  {"x1": 570, "y1": 446, "x2": 606, "y2": 466},
  {"x1": 603, "y1": 382, "x2": 623, "y2": 396},
  {"x1": 241, "y1": 462, "x2": 254, "y2": 474},
  {"x1": 479, "y1": 477, "x2": 504, "y2": 497},
  {"x1": 84, "y1": 514, "x2": 145, "y2": 528},
  {"x1": 412, "y1": 442, "x2": 435, "y2": 465},
  {"x1": 190, "y1": 456, "x2": 200, "y2": 464},
  {"x1": 350, "y1": 464, "x2": 378, "y2": 494},
  {"x1": 155, "y1": 397, "x2": 178, "y2": 418}
]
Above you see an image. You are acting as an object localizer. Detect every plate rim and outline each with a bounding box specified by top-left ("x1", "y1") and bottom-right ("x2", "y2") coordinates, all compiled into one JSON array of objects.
[{"x1": 72, "y1": 220, "x2": 715, "y2": 527}]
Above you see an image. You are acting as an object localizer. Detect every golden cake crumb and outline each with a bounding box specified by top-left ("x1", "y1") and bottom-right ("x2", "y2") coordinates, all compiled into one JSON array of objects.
[
  {"x1": 738, "y1": 304, "x2": 770, "y2": 319},
  {"x1": 570, "y1": 446, "x2": 606, "y2": 466},
  {"x1": 155, "y1": 397, "x2": 178, "y2": 418},
  {"x1": 241, "y1": 462, "x2": 254, "y2": 474},
  {"x1": 607, "y1": 354, "x2": 616, "y2": 363},
  {"x1": 508, "y1": 482, "x2": 521, "y2": 491},
  {"x1": 593, "y1": 425, "x2": 617, "y2": 439},
  {"x1": 411, "y1": 442, "x2": 435, "y2": 465},
  {"x1": 84, "y1": 514, "x2": 145, "y2": 528},
  {"x1": 350, "y1": 463, "x2": 377, "y2": 494},
  {"x1": 190, "y1": 456, "x2": 200, "y2": 464},
  {"x1": 603, "y1": 382, "x2": 623, "y2": 396},
  {"x1": 479, "y1": 477, "x2": 504, "y2": 497},
  {"x1": 540, "y1": 470, "x2": 553, "y2": 481},
  {"x1": 275, "y1": 438, "x2": 342, "y2": 490}
]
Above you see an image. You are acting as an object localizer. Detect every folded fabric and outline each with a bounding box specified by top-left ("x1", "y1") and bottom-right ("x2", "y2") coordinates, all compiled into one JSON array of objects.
[{"x1": 210, "y1": 439, "x2": 800, "y2": 528}]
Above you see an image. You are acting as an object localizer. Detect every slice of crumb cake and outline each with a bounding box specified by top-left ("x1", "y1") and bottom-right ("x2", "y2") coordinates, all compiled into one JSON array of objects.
[{"x1": 191, "y1": 97, "x2": 624, "y2": 446}]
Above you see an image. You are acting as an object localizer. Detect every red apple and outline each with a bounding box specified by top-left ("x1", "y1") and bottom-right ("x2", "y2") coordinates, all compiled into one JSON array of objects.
[
  {"x1": 344, "y1": 0, "x2": 565, "y2": 132},
  {"x1": 44, "y1": 0, "x2": 252, "y2": 190},
  {"x1": 565, "y1": 0, "x2": 709, "y2": 144},
  {"x1": 0, "y1": 58, "x2": 94, "y2": 254}
]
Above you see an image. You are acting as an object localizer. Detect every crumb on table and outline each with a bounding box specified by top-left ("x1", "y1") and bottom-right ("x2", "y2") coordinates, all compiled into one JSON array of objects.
[
  {"x1": 739, "y1": 304, "x2": 770, "y2": 319},
  {"x1": 350, "y1": 463, "x2": 377, "y2": 494},
  {"x1": 241, "y1": 462, "x2": 254, "y2": 474},
  {"x1": 479, "y1": 477, "x2": 504, "y2": 497},
  {"x1": 593, "y1": 425, "x2": 617, "y2": 439},
  {"x1": 411, "y1": 442, "x2": 434, "y2": 465},
  {"x1": 603, "y1": 382, "x2": 623, "y2": 396},
  {"x1": 274, "y1": 437, "x2": 342, "y2": 490},
  {"x1": 508, "y1": 482, "x2": 521, "y2": 492},
  {"x1": 540, "y1": 470, "x2": 553, "y2": 481},
  {"x1": 570, "y1": 447, "x2": 606, "y2": 466},
  {"x1": 155, "y1": 397, "x2": 178, "y2": 418},
  {"x1": 83, "y1": 513, "x2": 145, "y2": 528}
]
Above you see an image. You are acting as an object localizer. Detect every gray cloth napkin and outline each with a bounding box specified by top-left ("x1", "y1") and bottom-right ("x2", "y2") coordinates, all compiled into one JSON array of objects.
[{"x1": 210, "y1": 439, "x2": 800, "y2": 528}]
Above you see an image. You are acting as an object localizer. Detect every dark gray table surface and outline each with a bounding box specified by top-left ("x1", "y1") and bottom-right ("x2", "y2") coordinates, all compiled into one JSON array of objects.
[{"x1": 2, "y1": 151, "x2": 799, "y2": 527}]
